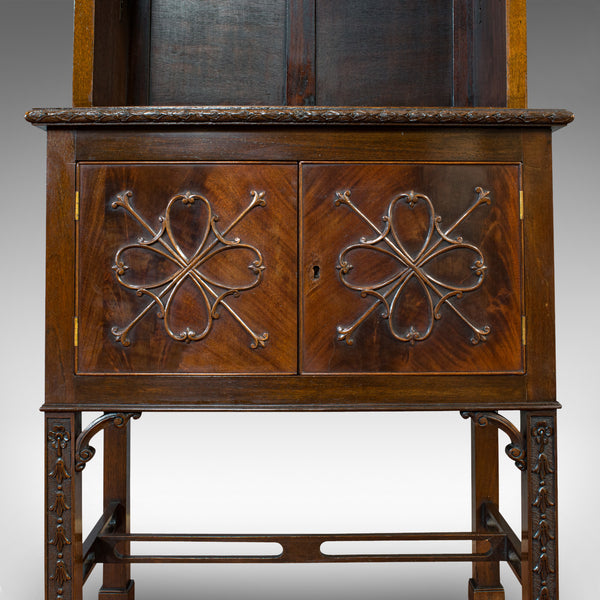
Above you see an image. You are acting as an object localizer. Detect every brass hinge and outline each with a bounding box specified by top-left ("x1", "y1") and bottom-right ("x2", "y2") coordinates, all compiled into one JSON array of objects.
[
  {"x1": 522, "y1": 315, "x2": 526, "y2": 346},
  {"x1": 74, "y1": 317, "x2": 79, "y2": 347},
  {"x1": 75, "y1": 190, "x2": 80, "y2": 221},
  {"x1": 519, "y1": 190, "x2": 524, "y2": 220}
]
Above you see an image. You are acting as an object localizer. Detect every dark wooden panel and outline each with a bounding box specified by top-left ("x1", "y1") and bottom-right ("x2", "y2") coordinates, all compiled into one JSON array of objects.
[
  {"x1": 472, "y1": 0, "x2": 507, "y2": 106},
  {"x1": 453, "y1": 0, "x2": 474, "y2": 106},
  {"x1": 522, "y1": 130, "x2": 556, "y2": 403},
  {"x1": 286, "y1": 0, "x2": 316, "y2": 105},
  {"x1": 315, "y1": 0, "x2": 453, "y2": 106},
  {"x1": 77, "y1": 163, "x2": 298, "y2": 374},
  {"x1": 73, "y1": 0, "x2": 130, "y2": 106},
  {"x1": 92, "y1": 0, "x2": 131, "y2": 105},
  {"x1": 65, "y1": 372, "x2": 537, "y2": 410},
  {"x1": 149, "y1": 0, "x2": 287, "y2": 105},
  {"x1": 73, "y1": 127, "x2": 526, "y2": 164},
  {"x1": 302, "y1": 163, "x2": 523, "y2": 374},
  {"x1": 46, "y1": 131, "x2": 76, "y2": 405},
  {"x1": 127, "y1": 0, "x2": 152, "y2": 105}
]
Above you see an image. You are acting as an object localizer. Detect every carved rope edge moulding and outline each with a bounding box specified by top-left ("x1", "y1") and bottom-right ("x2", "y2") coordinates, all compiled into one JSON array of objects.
[{"x1": 25, "y1": 106, "x2": 575, "y2": 127}]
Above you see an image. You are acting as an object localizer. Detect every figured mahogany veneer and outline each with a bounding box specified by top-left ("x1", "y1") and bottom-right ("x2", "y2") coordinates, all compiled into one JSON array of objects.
[
  {"x1": 77, "y1": 162, "x2": 297, "y2": 374},
  {"x1": 302, "y1": 162, "x2": 523, "y2": 374}
]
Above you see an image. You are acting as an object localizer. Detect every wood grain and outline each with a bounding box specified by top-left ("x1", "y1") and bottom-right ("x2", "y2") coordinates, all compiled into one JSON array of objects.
[
  {"x1": 149, "y1": 0, "x2": 287, "y2": 105},
  {"x1": 472, "y1": 0, "x2": 508, "y2": 106},
  {"x1": 77, "y1": 163, "x2": 298, "y2": 374},
  {"x1": 522, "y1": 130, "x2": 556, "y2": 403},
  {"x1": 99, "y1": 420, "x2": 134, "y2": 598},
  {"x1": 470, "y1": 422, "x2": 503, "y2": 594},
  {"x1": 301, "y1": 163, "x2": 523, "y2": 374},
  {"x1": 286, "y1": 0, "x2": 316, "y2": 105},
  {"x1": 507, "y1": 0, "x2": 528, "y2": 107},
  {"x1": 46, "y1": 130, "x2": 76, "y2": 405},
  {"x1": 72, "y1": 0, "x2": 94, "y2": 106},
  {"x1": 315, "y1": 0, "x2": 453, "y2": 106}
]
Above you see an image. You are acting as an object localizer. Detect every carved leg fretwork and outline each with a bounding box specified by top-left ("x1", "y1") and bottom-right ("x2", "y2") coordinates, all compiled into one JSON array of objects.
[
  {"x1": 522, "y1": 411, "x2": 558, "y2": 600},
  {"x1": 46, "y1": 413, "x2": 83, "y2": 600},
  {"x1": 469, "y1": 417, "x2": 505, "y2": 600}
]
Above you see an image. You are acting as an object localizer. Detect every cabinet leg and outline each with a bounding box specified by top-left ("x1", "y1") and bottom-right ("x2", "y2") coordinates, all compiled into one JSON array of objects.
[
  {"x1": 469, "y1": 418, "x2": 505, "y2": 600},
  {"x1": 98, "y1": 414, "x2": 135, "y2": 600},
  {"x1": 521, "y1": 411, "x2": 558, "y2": 600},
  {"x1": 46, "y1": 412, "x2": 83, "y2": 600}
]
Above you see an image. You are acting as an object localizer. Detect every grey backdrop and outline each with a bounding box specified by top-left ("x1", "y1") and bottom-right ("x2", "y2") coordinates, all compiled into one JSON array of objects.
[{"x1": 0, "y1": 1, "x2": 597, "y2": 598}]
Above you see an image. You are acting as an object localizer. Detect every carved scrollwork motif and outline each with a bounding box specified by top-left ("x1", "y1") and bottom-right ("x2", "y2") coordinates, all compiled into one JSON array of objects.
[
  {"x1": 47, "y1": 421, "x2": 73, "y2": 600},
  {"x1": 336, "y1": 188, "x2": 491, "y2": 345},
  {"x1": 530, "y1": 418, "x2": 557, "y2": 600},
  {"x1": 461, "y1": 411, "x2": 526, "y2": 470},
  {"x1": 111, "y1": 190, "x2": 269, "y2": 349},
  {"x1": 75, "y1": 412, "x2": 141, "y2": 472}
]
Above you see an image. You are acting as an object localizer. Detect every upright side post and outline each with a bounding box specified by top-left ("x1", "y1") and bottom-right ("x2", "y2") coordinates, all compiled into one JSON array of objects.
[
  {"x1": 469, "y1": 419, "x2": 505, "y2": 599},
  {"x1": 99, "y1": 415, "x2": 135, "y2": 599}
]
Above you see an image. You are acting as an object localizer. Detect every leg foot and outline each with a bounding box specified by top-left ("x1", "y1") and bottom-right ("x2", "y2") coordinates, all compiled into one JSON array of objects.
[
  {"x1": 469, "y1": 579, "x2": 505, "y2": 600},
  {"x1": 99, "y1": 580, "x2": 135, "y2": 599}
]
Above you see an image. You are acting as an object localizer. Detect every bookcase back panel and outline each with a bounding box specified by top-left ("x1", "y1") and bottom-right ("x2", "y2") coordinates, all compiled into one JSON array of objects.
[
  {"x1": 149, "y1": 0, "x2": 288, "y2": 106},
  {"x1": 315, "y1": 0, "x2": 453, "y2": 106}
]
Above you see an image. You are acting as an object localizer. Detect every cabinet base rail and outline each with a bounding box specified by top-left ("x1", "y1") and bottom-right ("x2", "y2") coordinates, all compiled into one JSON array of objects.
[{"x1": 83, "y1": 503, "x2": 520, "y2": 582}]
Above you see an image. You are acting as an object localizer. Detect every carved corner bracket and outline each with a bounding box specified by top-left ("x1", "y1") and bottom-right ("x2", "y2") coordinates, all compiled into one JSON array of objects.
[
  {"x1": 461, "y1": 411, "x2": 526, "y2": 470},
  {"x1": 75, "y1": 413, "x2": 141, "y2": 472}
]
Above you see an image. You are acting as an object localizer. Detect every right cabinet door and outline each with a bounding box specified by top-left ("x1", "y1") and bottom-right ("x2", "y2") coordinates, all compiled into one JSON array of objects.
[{"x1": 301, "y1": 163, "x2": 523, "y2": 375}]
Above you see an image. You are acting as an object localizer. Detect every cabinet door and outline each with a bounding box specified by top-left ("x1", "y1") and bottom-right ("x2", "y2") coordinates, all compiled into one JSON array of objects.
[
  {"x1": 302, "y1": 163, "x2": 523, "y2": 375},
  {"x1": 77, "y1": 163, "x2": 297, "y2": 374}
]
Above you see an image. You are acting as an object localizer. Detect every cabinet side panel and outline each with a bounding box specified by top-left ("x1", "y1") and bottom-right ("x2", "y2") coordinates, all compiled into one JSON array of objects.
[
  {"x1": 91, "y1": 0, "x2": 130, "y2": 105},
  {"x1": 73, "y1": 0, "x2": 94, "y2": 106},
  {"x1": 46, "y1": 131, "x2": 76, "y2": 405},
  {"x1": 73, "y1": 0, "x2": 131, "y2": 106},
  {"x1": 507, "y1": 0, "x2": 528, "y2": 107},
  {"x1": 522, "y1": 130, "x2": 555, "y2": 402}
]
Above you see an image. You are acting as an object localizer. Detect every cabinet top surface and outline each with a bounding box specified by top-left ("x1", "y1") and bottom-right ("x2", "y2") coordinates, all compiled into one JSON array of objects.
[{"x1": 25, "y1": 106, "x2": 574, "y2": 128}]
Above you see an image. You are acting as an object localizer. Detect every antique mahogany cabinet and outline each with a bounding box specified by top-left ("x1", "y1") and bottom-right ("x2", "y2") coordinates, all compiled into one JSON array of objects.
[{"x1": 27, "y1": 1, "x2": 573, "y2": 599}]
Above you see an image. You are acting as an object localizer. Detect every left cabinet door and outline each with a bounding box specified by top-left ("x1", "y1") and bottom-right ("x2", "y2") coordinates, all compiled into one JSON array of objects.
[{"x1": 77, "y1": 162, "x2": 298, "y2": 374}]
